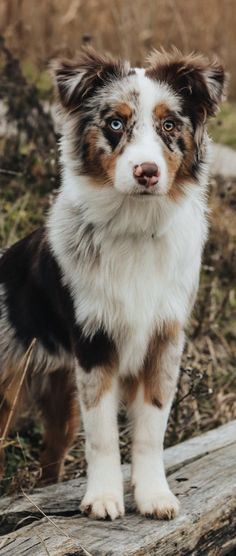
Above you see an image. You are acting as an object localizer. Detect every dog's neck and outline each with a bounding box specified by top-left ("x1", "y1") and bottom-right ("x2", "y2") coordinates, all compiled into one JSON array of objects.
[{"x1": 54, "y1": 169, "x2": 203, "y2": 239}]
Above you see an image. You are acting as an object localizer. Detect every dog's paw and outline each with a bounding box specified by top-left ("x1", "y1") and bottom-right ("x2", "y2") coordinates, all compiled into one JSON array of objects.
[
  {"x1": 136, "y1": 489, "x2": 180, "y2": 520},
  {"x1": 80, "y1": 492, "x2": 125, "y2": 520}
]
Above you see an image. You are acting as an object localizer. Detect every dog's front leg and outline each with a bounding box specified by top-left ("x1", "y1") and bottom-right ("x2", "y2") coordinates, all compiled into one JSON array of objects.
[
  {"x1": 130, "y1": 325, "x2": 184, "y2": 519},
  {"x1": 77, "y1": 366, "x2": 124, "y2": 520}
]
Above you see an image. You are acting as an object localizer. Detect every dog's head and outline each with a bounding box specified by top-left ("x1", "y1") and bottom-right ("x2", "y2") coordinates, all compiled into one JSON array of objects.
[{"x1": 53, "y1": 48, "x2": 227, "y2": 201}]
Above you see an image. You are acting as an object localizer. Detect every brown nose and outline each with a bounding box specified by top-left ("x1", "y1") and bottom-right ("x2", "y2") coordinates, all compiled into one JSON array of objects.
[{"x1": 133, "y1": 162, "x2": 160, "y2": 187}]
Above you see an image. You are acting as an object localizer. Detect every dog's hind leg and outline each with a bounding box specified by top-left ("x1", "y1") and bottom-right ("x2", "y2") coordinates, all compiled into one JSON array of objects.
[{"x1": 36, "y1": 367, "x2": 79, "y2": 484}]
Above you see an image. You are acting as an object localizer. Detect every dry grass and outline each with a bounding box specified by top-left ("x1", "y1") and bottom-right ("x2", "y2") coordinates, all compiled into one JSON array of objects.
[{"x1": 0, "y1": 0, "x2": 236, "y2": 97}]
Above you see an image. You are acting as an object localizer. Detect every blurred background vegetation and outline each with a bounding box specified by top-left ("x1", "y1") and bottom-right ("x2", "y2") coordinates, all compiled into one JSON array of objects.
[
  {"x1": 1, "y1": 0, "x2": 236, "y2": 94},
  {"x1": 0, "y1": 0, "x2": 235, "y2": 496}
]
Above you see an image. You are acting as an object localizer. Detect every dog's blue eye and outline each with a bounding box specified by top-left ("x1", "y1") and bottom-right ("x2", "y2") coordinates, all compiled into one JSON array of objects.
[
  {"x1": 109, "y1": 119, "x2": 123, "y2": 132},
  {"x1": 163, "y1": 120, "x2": 175, "y2": 132}
]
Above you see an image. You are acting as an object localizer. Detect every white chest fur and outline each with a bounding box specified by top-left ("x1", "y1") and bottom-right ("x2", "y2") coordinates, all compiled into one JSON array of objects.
[{"x1": 49, "y1": 185, "x2": 206, "y2": 377}]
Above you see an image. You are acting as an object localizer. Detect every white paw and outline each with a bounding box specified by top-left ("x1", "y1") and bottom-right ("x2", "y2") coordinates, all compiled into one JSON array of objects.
[
  {"x1": 80, "y1": 492, "x2": 125, "y2": 520},
  {"x1": 136, "y1": 489, "x2": 180, "y2": 520}
]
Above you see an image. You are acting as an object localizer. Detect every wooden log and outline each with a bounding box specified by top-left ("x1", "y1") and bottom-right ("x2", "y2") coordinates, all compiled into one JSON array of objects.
[
  {"x1": 1, "y1": 420, "x2": 235, "y2": 524},
  {"x1": 0, "y1": 420, "x2": 235, "y2": 555}
]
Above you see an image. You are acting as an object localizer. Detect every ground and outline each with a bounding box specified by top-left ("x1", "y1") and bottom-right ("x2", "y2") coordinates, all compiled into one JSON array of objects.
[{"x1": 0, "y1": 39, "x2": 235, "y2": 496}]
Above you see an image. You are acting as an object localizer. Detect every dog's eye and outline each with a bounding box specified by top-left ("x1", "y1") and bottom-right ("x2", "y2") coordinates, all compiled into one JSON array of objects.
[
  {"x1": 163, "y1": 120, "x2": 175, "y2": 132},
  {"x1": 109, "y1": 119, "x2": 124, "y2": 132}
]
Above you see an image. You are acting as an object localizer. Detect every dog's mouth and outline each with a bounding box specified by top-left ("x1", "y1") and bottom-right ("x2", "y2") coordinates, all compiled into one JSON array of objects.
[
  {"x1": 121, "y1": 184, "x2": 164, "y2": 198},
  {"x1": 133, "y1": 189, "x2": 159, "y2": 197},
  {"x1": 131, "y1": 188, "x2": 167, "y2": 199},
  {"x1": 129, "y1": 191, "x2": 158, "y2": 199}
]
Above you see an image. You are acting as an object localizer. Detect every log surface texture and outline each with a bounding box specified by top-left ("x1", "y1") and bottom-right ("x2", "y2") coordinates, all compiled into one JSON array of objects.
[{"x1": 0, "y1": 420, "x2": 236, "y2": 556}]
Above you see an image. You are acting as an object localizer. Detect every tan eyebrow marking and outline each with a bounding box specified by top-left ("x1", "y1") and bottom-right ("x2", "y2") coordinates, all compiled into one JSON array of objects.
[
  {"x1": 154, "y1": 103, "x2": 171, "y2": 120},
  {"x1": 115, "y1": 102, "x2": 133, "y2": 119}
]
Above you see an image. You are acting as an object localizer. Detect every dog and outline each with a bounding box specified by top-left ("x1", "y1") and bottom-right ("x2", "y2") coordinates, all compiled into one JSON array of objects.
[{"x1": 0, "y1": 48, "x2": 226, "y2": 519}]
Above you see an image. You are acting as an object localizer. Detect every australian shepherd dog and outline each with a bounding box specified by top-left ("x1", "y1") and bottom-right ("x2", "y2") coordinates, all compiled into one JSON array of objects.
[{"x1": 0, "y1": 48, "x2": 226, "y2": 520}]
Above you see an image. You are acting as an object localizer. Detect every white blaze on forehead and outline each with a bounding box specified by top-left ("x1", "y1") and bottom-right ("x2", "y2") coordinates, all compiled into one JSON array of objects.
[
  {"x1": 133, "y1": 67, "x2": 181, "y2": 122},
  {"x1": 113, "y1": 69, "x2": 182, "y2": 196}
]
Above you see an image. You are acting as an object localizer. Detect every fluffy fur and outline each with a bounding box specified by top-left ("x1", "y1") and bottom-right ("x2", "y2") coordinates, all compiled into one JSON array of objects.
[{"x1": 0, "y1": 48, "x2": 226, "y2": 518}]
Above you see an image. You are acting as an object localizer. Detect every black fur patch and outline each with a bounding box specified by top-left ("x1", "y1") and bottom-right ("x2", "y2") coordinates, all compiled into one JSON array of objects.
[
  {"x1": 55, "y1": 49, "x2": 130, "y2": 111},
  {"x1": 0, "y1": 228, "x2": 115, "y2": 372},
  {"x1": 152, "y1": 397, "x2": 163, "y2": 409},
  {"x1": 177, "y1": 137, "x2": 186, "y2": 154},
  {"x1": 190, "y1": 155, "x2": 205, "y2": 180},
  {"x1": 146, "y1": 57, "x2": 225, "y2": 131},
  {"x1": 159, "y1": 131, "x2": 174, "y2": 152},
  {"x1": 102, "y1": 126, "x2": 123, "y2": 150},
  {"x1": 0, "y1": 229, "x2": 73, "y2": 354},
  {"x1": 75, "y1": 328, "x2": 116, "y2": 372}
]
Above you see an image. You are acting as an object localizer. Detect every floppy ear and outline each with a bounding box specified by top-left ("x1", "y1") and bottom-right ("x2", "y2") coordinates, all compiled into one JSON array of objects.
[
  {"x1": 147, "y1": 49, "x2": 228, "y2": 129},
  {"x1": 52, "y1": 48, "x2": 130, "y2": 111}
]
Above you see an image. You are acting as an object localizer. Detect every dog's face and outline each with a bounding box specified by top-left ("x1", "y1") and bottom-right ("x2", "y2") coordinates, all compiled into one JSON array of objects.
[{"x1": 54, "y1": 49, "x2": 226, "y2": 201}]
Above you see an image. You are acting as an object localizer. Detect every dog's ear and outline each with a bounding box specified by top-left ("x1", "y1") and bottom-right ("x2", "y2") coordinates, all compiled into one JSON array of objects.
[
  {"x1": 146, "y1": 49, "x2": 228, "y2": 130},
  {"x1": 52, "y1": 48, "x2": 130, "y2": 111}
]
